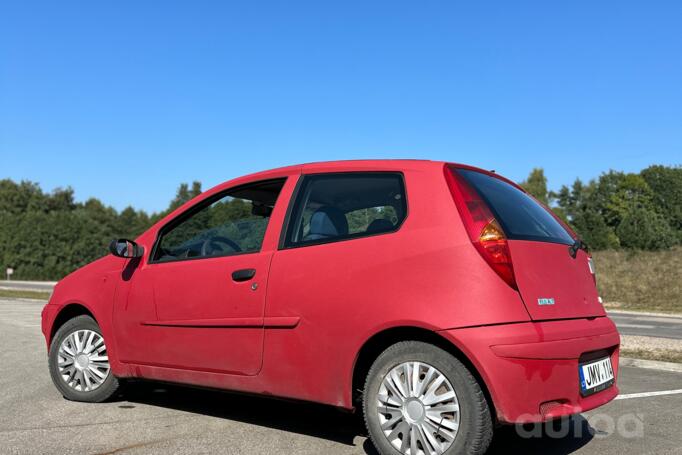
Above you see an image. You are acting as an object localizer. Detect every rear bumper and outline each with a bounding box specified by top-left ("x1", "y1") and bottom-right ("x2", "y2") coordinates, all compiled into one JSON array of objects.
[{"x1": 439, "y1": 316, "x2": 620, "y2": 424}]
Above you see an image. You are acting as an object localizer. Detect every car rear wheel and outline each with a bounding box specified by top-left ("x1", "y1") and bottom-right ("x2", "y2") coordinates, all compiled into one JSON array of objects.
[
  {"x1": 363, "y1": 341, "x2": 492, "y2": 455},
  {"x1": 48, "y1": 315, "x2": 119, "y2": 402}
]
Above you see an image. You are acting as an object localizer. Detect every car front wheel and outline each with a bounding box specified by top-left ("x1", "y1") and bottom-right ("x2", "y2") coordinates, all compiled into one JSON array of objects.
[
  {"x1": 363, "y1": 341, "x2": 493, "y2": 455},
  {"x1": 48, "y1": 315, "x2": 119, "y2": 402}
]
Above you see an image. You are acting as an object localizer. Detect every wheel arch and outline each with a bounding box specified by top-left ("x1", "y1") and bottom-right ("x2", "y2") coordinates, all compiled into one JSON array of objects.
[
  {"x1": 48, "y1": 303, "x2": 97, "y2": 349},
  {"x1": 350, "y1": 325, "x2": 497, "y2": 420}
]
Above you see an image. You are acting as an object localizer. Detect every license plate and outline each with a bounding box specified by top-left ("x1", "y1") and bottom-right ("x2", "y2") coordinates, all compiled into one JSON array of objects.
[{"x1": 579, "y1": 356, "x2": 614, "y2": 396}]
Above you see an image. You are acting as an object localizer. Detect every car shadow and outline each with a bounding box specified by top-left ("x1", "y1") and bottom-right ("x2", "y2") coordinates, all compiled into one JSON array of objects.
[
  {"x1": 487, "y1": 416, "x2": 596, "y2": 454},
  {"x1": 119, "y1": 381, "x2": 596, "y2": 455},
  {"x1": 120, "y1": 380, "x2": 366, "y2": 448}
]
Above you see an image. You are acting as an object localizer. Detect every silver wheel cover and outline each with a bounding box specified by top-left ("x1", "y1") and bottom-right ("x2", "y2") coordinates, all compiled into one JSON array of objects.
[
  {"x1": 376, "y1": 361, "x2": 460, "y2": 455},
  {"x1": 57, "y1": 329, "x2": 110, "y2": 392}
]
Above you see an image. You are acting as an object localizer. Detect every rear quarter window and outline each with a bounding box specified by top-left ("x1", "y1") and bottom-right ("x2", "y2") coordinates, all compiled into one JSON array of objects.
[
  {"x1": 284, "y1": 172, "x2": 407, "y2": 247},
  {"x1": 457, "y1": 169, "x2": 574, "y2": 245}
]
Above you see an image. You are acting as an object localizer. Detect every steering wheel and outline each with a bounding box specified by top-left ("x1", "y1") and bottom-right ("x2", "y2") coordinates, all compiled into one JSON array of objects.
[{"x1": 200, "y1": 236, "x2": 242, "y2": 256}]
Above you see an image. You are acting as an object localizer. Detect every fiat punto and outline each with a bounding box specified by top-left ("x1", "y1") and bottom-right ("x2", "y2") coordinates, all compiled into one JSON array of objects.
[{"x1": 42, "y1": 160, "x2": 620, "y2": 455}]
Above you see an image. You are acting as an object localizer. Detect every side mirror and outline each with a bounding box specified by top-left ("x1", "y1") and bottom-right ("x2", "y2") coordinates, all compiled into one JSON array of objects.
[{"x1": 109, "y1": 239, "x2": 144, "y2": 259}]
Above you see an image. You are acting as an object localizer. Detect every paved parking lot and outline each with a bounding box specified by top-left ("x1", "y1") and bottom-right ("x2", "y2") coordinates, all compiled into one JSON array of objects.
[
  {"x1": 1, "y1": 298, "x2": 681, "y2": 455},
  {"x1": 609, "y1": 311, "x2": 682, "y2": 340}
]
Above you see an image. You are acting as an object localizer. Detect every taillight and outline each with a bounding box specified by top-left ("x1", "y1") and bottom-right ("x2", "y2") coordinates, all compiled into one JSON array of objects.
[{"x1": 444, "y1": 165, "x2": 518, "y2": 290}]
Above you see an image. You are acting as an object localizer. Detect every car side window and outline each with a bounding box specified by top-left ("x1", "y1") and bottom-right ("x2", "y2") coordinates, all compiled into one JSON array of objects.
[
  {"x1": 153, "y1": 179, "x2": 285, "y2": 262},
  {"x1": 284, "y1": 173, "x2": 407, "y2": 247}
]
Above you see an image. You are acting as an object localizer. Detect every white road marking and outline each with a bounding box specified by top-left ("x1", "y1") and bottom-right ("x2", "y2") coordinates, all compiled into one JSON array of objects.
[
  {"x1": 615, "y1": 389, "x2": 682, "y2": 400},
  {"x1": 615, "y1": 323, "x2": 656, "y2": 329},
  {"x1": 637, "y1": 316, "x2": 682, "y2": 324}
]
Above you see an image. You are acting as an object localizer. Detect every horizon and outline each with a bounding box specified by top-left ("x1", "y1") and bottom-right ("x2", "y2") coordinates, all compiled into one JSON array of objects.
[{"x1": 2, "y1": 1, "x2": 681, "y2": 212}]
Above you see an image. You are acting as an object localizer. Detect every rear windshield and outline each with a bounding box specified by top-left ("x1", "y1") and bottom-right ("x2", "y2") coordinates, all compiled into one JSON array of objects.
[{"x1": 457, "y1": 169, "x2": 574, "y2": 245}]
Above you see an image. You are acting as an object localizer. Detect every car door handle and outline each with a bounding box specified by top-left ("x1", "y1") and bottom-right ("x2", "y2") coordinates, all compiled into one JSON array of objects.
[{"x1": 232, "y1": 268, "x2": 256, "y2": 282}]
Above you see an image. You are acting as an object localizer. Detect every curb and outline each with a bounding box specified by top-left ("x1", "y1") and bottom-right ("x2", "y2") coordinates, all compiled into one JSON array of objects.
[
  {"x1": 620, "y1": 357, "x2": 682, "y2": 373},
  {"x1": 607, "y1": 309, "x2": 682, "y2": 319}
]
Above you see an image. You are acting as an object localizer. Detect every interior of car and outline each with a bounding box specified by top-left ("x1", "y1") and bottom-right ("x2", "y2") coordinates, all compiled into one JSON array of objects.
[
  {"x1": 289, "y1": 173, "x2": 406, "y2": 245},
  {"x1": 153, "y1": 179, "x2": 285, "y2": 262}
]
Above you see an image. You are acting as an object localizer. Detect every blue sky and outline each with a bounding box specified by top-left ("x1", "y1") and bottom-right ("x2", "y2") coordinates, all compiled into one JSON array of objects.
[{"x1": 1, "y1": 1, "x2": 681, "y2": 213}]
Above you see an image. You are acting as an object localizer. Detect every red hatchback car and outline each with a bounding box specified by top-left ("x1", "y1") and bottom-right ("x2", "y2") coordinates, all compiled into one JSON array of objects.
[{"x1": 42, "y1": 160, "x2": 620, "y2": 455}]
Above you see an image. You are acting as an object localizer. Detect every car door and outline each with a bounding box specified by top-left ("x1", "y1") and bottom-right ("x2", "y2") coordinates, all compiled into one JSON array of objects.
[
  {"x1": 263, "y1": 172, "x2": 410, "y2": 398},
  {"x1": 116, "y1": 178, "x2": 287, "y2": 376}
]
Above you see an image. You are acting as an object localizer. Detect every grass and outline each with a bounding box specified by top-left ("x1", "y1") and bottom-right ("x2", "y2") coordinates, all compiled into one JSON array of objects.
[
  {"x1": 620, "y1": 349, "x2": 682, "y2": 364},
  {"x1": 0, "y1": 289, "x2": 51, "y2": 300},
  {"x1": 592, "y1": 247, "x2": 682, "y2": 314}
]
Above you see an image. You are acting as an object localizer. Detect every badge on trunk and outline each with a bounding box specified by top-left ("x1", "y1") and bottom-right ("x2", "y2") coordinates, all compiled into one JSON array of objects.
[{"x1": 538, "y1": 298, "x2": 555, "y2": 305}]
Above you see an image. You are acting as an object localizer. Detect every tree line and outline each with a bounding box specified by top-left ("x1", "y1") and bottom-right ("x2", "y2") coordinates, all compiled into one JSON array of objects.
[
  {"x1": 521, "y1": 165, "x2": 681, "y2": 251},
  {"x1": 1, "y1": 164, "x2": 680, "y2": 280},
  {"x1": 0, "y1": 180, "x2": 202, "y2": 280}
]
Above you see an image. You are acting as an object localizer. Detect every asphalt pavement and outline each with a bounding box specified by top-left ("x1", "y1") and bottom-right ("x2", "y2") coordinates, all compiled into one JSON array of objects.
[
  {"x1": 1, "y1": 298, "x2": 681, "y2": 455},
  {"x1": 608, "y1": 312, "x2": 682, "y2": 340}
]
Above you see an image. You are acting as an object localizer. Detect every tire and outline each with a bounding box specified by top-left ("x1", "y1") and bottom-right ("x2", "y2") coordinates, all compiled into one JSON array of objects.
[
  {"x1": 363, "y1": 341, "x2": 493, "y2": 455},
  {"x1": 48, "y1": 315, "x2": 119, "y2": 402}
]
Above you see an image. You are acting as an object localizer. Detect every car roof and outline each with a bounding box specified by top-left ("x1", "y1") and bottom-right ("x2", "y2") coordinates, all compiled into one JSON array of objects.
[
  {"x1": 248, "y1": 159, "x2": 520, "y2": 189},
  {"x1": 213, "y1": 159, "x2": 522, "y2": 193},
  {"x1": 240, "y1": 159, "x2": 450, "y2": 177}
]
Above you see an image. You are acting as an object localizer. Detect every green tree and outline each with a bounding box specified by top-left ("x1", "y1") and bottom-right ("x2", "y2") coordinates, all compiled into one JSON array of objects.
[
  {"x1": 151, "y1": 181, "x2": 204, "y2": 224},
  {"x1": 46, "y1": 187, "x2": 77, "y2": 212},
  {"x1": 0, "y1": 179, "x2": 48, "y2": 214},
  {"x1": 168, "y1": 181, "x2": 202, "y2": 211},
  {"x1": 572, "y1": 207, "x2": 620, "y2": 250},
  {"x1": 0, "y1": 178, "x2": 158, "y2": 280},
  {"x1": 640, "y1": 165, "x2": 682, "y2": 236},
  {"x1": 83, "y1": 198, "x2": 117, "y2": 230},
  {"x1": 602, "y1": 173, "x2": 655, "y2": 228},
  {"x1": 116, "y1": 206, "x2": 150, "y2": 239},
  {"x1": 521, "y1": 168, "x2": 549, "y2": 204},
  {"x1": 616, "y1": 206, "x2": 676, "y2": 250},
  {"x1": 552, "y1": 177, "x2": 621, "y2": 249},
  {"x1": 0, "y1": 209, "x2": 109, "y2": 280}
]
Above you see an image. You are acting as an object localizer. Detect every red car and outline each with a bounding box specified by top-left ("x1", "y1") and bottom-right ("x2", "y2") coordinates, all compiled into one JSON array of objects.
[{"x1": 42, "y1": 160, "x2": 619, "y2": 455}]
